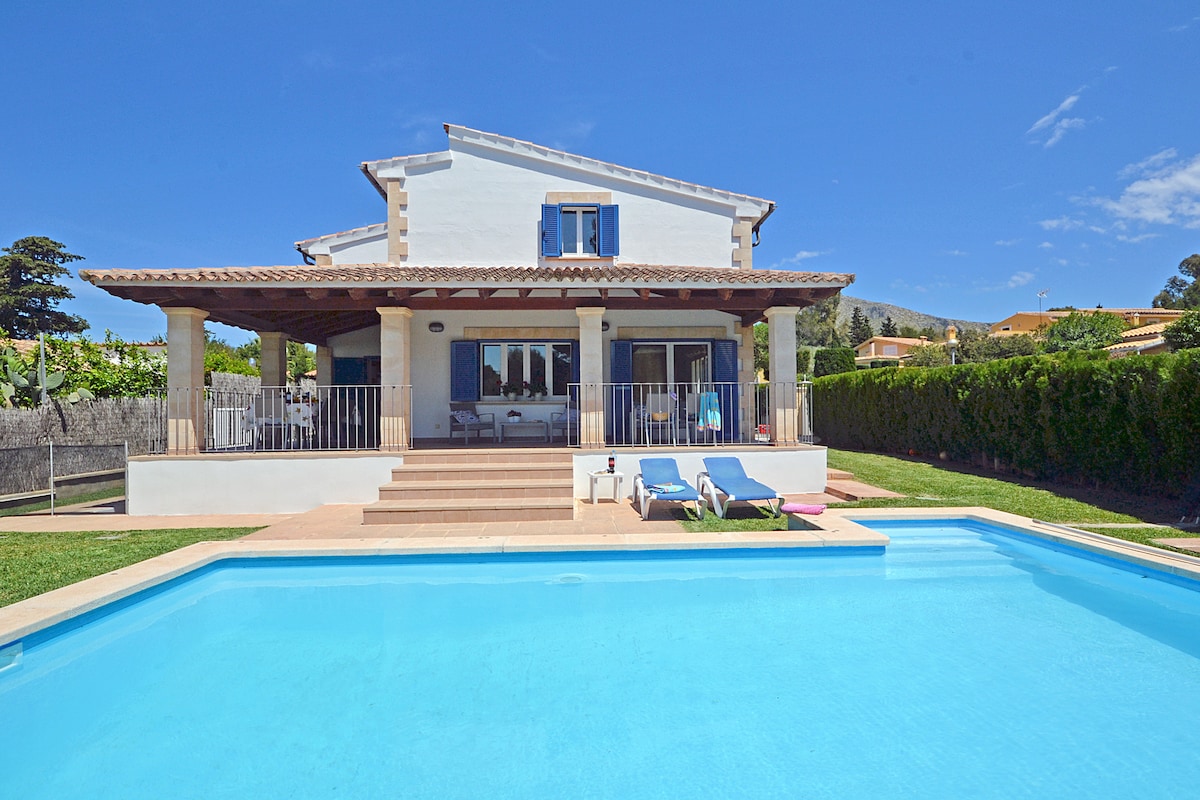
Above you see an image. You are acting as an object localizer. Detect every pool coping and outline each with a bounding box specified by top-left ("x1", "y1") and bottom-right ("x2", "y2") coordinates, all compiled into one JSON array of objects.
[{"x1": 4, "y1": 507, "x2": 1200, "y2": 647}]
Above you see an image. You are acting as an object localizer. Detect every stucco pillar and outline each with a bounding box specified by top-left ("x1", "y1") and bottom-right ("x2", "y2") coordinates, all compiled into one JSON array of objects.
[
  {"x1": 164, "y1": 307, "x2": 207, "y2": 453},
  {"x1": 576, "y1": 307, "x2": 606, "y2": 449},
  {"x1": 259, "y1": 331, "x2": 288, "y2": 388},
  {"x1": 315, "y1": 345, "x2": 333, "y2": 386},
  {"x1": 378, "y1": 306, "x2": 413, "y2": 450},
  {"x1": 764, "y1": 306, "x2": 800, "y2": 446}
]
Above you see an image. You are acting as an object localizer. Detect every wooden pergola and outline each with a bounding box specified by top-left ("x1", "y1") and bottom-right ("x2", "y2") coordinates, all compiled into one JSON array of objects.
[{"x1": 81, "y1": 264, "x2": 853, "y2": 346}]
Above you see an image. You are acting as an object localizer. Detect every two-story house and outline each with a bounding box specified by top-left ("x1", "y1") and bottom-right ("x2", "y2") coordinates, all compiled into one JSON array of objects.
[{"x1": 83, "y1": 124, "x2": 853, "y2": 515}]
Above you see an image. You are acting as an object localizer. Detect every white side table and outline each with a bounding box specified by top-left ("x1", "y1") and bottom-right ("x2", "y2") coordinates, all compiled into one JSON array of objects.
[{"x1": 589, "y1": 470, "x2": 624, "y2": 504}]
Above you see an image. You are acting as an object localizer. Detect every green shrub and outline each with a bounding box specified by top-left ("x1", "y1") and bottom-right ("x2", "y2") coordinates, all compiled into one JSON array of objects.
[
  {"x1": 814, "y1": 347, "x2": 856, "y2": 377},
  {"x1": 1163, "y1": 311, "x2": 1200, "y2": 351},
  {"x1": 813, "y1": 351, "x2": 1200, "y2": 496}
]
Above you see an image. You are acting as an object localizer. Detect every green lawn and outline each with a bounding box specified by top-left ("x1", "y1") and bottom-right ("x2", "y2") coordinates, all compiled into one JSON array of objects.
[
  {"x1": 0, "y1": 527, "x2": 260, "y2": 607},
  {"x1": 679, "y1": 450, "x2": 1197, "y2": 551}
]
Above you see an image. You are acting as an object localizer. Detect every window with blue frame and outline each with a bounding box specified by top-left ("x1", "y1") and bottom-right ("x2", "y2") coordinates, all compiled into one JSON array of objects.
[{"x1": 541, "y1": 204, "x2": 618, "y2": 257}]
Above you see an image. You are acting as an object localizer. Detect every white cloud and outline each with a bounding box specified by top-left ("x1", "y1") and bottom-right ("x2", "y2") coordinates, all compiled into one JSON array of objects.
[
  {"x1": 772, "y1": 250, "x2": 830, "y2": 268},
  {"x1": 1043, "y1": 117, "x2": 1086, "y2": 148},
  {"x1": 1038, "y1": 241, "x2": 1054, "y2": 249},
  {"x1": 1039, "y1": 216, "x2": 1084, "y2": 231},
  {"x1": 1008, "y1": 272, "x2": 1035, "y2": 288},
  {"x1": 1028, "y1": 94, "x2": 1080, "y2": 134},
  {"x1": 1117, "y1": 148, "x2": 1177, "y2": 180},
  {"x1": 994, "y1": 238, "x2": 1020, "y2": 246},
  {"x1": 944, "y1": 249, "x2": 969, "y2": 257},
  {"x1": 1094, "y1": 151, "x2": 1200, "y2": 228},
  {"x1": 1168, "y1": 16, "x2": 1200, "y2": 32},
  {"x1": 1116, "y1": 232, "x2": 1160, "y2": 243},
  {"x1": 1055, "y1": 258, "x2": 1069, "y2": 266}
]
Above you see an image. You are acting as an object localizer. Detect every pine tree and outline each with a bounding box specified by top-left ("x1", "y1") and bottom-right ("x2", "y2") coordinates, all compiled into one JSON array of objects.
[
  {"x1": 848, "y1": 306, "x2": 874, "y2": 346},
  {"x1": 880, "y1": 315, "x2": 898, "y2": 337},
  {"x1": 0, "y1": 236, "x2": 88, "y2": 337}
]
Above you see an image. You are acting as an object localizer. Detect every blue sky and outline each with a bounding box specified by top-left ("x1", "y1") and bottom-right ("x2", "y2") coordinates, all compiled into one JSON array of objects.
[{"x1": 3, "y1": 1, "x2": 1199, "y2": 344}]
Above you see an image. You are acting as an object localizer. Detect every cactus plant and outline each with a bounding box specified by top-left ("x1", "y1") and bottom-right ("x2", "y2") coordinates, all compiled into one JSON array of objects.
[{"x1": 0, "y1": 345, "x2": 92, "y2": 407}]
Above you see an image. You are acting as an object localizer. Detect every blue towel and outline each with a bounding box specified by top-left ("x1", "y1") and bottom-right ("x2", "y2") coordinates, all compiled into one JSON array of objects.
[{"x1": 697, "y1": 391, "x2": 721, "y2": 432}]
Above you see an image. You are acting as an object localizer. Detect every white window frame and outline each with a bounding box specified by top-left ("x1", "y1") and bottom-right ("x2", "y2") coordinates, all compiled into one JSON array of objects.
[
  {"x1": 481, "y1": 342, "x2": 571, "y2": 397},
  {"x1": 559, "y1": 206, "x2": 598, "y2": 256}
]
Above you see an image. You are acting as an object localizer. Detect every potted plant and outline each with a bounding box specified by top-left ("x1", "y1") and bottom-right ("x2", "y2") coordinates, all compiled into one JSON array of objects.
[
  {"x1": 526, "y1": 379, "x2": 548, "y2": 400},
  {"x1": 500, "y1": 379, "x2": 523, "y2": 400},
  {"x1": 506, "y1": 408, "x2": 523, "y2": 422}
]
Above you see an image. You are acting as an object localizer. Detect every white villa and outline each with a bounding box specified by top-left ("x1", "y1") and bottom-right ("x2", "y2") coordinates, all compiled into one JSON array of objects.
[{"x1": 83, "y1": 124, "x2": 853, "y2": 517}]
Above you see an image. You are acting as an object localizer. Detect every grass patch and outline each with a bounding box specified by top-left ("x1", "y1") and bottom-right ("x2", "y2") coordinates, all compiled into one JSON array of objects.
[
  {"x1": 677, "y1": 504, "x2": 785, "y2": 532},
  {"x1": 826, "y1": 450, "x2": 1141, "y2": 524},
  {"x1": 1072, "y1": 526, "x2": 1197, "y2": 550},
  {"x1": 0, "y1": 527, "x2": 260, "y2": 607},
  {"x1": 0, "y1": 485, "x2": 124, "y2": 518}
]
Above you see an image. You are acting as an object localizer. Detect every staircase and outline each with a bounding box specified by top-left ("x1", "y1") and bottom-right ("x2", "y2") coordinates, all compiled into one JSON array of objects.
[{"x1": 362, "y1": 449, "x2": 576, "y2": 525}]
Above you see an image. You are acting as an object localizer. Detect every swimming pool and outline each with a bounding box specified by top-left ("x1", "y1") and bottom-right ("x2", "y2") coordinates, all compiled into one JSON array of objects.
[{"x1": 3, "y1": 519, "x2": 1200, "y2": 798}]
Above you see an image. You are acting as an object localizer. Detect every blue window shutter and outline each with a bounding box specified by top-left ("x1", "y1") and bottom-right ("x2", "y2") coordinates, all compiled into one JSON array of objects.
[
  {"x1": 570, "y1": 340, "x2": 581, "y2": 383},
  {"x1": 450, "y1": 341, "x2": 480, "y2": 401},
  {"x1": 610, "y1": 339, "x2": 633, "y2": 383},
  {"x1": 541, "y1": 204, "x2": 561, "y2": 257},
  {"x1": 598, "y1": 205, "x2": 619, "y2": 257},
  {"x1": 333, "y1": 358, "x2": 366, "y2": 386},
  {"x1": 711, "y1": 340, "x2": 740, "y2": 443},
  {"x1": 609, "y1": 340, "x2": 633, "y2": 445}
]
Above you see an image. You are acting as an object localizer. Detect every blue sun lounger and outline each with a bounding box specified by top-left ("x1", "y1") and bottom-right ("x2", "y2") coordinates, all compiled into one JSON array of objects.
[
  {"x1": 698, "y1": 456, "x2": 783, "y2": 518},
  {"x1": 634, "y1": 457, "x2": 707, "y2": 520}
]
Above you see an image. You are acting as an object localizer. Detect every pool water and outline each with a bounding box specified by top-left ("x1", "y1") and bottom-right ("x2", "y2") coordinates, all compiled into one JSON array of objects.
[{"x1": 3, "y1": 520, "x2": 1200, "y2": 798}]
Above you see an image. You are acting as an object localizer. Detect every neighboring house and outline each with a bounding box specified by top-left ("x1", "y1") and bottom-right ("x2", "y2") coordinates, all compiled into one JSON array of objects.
[
  {"x1": 1105, "y1": 322, "x2": 1171, "y2": 358},
  {"x1": 990, "y1": 308, "x2": 1188, "y2": 336},
  {"x1": 853, "y1": 336, "x2": 928, "y2": 365},
  {"x1": 81, "y1": 124, "x2": 853, "y2": 513}
]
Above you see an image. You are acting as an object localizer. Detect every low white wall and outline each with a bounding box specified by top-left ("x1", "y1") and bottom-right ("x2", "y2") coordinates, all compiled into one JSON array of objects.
[
  {"x1": 127, "y1": 454, "x2": 404, "y2": 516},
  {"x1": 573, "y1": 447, "x2": 827, "y2": 499}
]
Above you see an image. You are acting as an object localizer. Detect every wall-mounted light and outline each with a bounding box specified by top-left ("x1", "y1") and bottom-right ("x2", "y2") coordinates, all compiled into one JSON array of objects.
[
  {"x1": 601, "y1": 321, "x2": 610, "y2": 332},
  {"x1": 428, "y1": 322, "x2": 445, "y2": 333}
]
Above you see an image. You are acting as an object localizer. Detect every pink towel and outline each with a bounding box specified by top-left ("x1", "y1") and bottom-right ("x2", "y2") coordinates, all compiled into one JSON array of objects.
[{"x1": 781, "y1": 502, "x2": 826, "y2": 515}]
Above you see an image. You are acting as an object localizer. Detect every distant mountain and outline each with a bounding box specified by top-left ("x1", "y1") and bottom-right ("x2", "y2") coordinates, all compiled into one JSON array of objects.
[{"x1": 835, "y1": 294, "x2": 990, "y2": 336}]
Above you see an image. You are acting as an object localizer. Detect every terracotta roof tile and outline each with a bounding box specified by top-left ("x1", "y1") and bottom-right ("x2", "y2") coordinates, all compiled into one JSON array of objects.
[{"x1": 80, "y1": 264, "x2": 854, "y2": 288}]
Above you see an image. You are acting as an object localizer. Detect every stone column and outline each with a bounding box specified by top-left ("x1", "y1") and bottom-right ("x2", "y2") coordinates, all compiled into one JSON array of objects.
[
  {"x1": 378, "y1": 306, "x2": 413, "y2": 450},
  {"x1": 259, "y1": 332, "x2": 289, "y2": 388},
  {"x1": 386, "y1": 179, "x2": 409, "y2": 263},
  {"x1": 576, "y1": 307, "x2": 606, "y2": 449},
  {"x1": 315, "y1": 345, "x2": 333, "y2": 386},
  {"x1": 736, "y1": 321, "x2": 756, "y2": 443},
  {"x1": 165, "y1": 307, "x2": 207, "y2": 453},
  {"x1": 764, "y1": 306, "x2": 800, "y2": 445}
]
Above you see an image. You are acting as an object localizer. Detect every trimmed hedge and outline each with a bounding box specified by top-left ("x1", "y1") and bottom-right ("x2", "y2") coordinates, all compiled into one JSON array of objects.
[{"x1": 813, "y1": 350, "x2": 1200, "y2": 496}]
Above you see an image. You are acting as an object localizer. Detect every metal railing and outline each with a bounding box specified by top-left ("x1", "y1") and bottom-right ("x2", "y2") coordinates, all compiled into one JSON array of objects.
[
  {"x1": 147, "y1": 385, "x2": 412, "y2": 455},
  {"x1": 559, "y1": 381, "x2": 813, "y2": 448}
]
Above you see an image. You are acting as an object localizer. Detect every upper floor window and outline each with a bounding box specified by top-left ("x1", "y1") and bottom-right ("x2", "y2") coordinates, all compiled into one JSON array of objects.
[{"x1": 541, "y1": 203, "x2": 619, "y2": 258}]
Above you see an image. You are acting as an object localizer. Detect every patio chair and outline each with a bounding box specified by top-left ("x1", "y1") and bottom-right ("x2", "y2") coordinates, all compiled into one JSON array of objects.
[
  {"x1": 634, "y1": 457, "x2": 706, "y2": 520},
  {"x1": 550, "y1": 403, "x2": 579, "y2": 443},
  {"x1": 449, "y1": 402, "x2": 496, "y2": 445},
  {"x1": 641, "y1": 392, "x2": 676, "y2": 445},
  {"x1": 698, "y1": 456, "x2": 783, "y2": 519}
]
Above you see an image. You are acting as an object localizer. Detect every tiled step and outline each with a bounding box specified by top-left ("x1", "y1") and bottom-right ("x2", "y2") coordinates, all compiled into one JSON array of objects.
[
  {"x1": 378, "y1": 478, "x2": 574, "y2": 501},
  {"x1": 362, "y1": 498, "x2": 575, "y2": 524},
  {"x1": 402, "y1": 450, "x2": 573, "y2": 466},
  {"x1": 389, "y1": 463, "x2": 572, "y2": 482},
  {"x1": 827, "y1": 468, "x2": 855, "y2": 481},
  {"x1": 824, "y1": 479, "x2": 903, "y2": 501}
]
